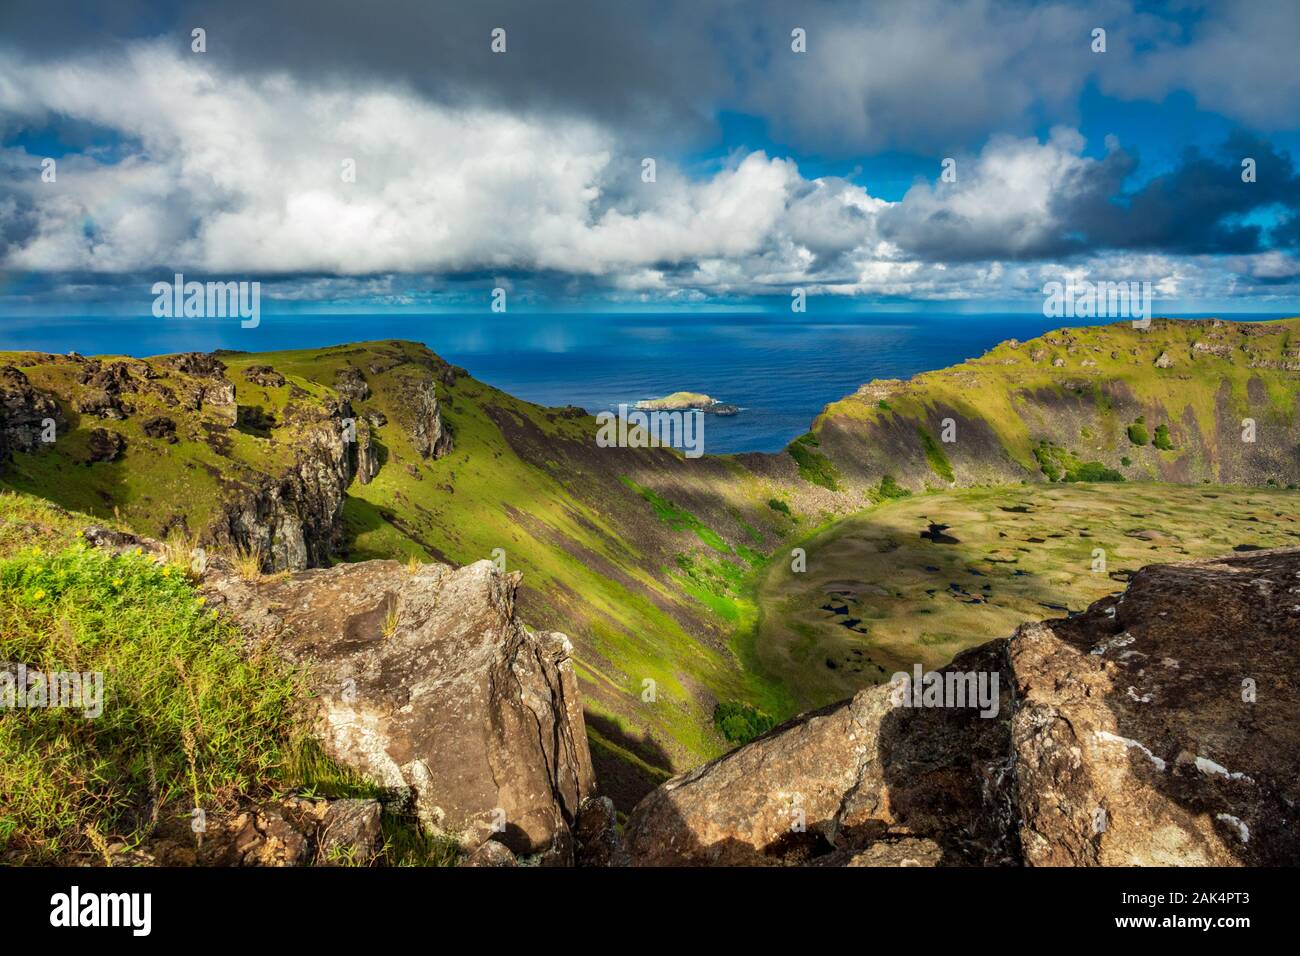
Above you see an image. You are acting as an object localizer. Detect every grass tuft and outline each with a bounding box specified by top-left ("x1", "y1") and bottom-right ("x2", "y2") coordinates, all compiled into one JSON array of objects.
[{"x1": 0, "y1": 541, "x2": 301, "y2": 862}]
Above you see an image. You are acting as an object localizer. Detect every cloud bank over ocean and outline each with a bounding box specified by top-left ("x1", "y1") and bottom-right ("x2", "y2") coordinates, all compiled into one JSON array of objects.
[{"x1": 2, "y1": 0, "x2": 1298, "y2": 311}]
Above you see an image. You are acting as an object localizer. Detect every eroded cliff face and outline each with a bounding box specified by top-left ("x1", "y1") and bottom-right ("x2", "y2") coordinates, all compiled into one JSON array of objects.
[
  {"x1": 807, "y1": 319, "x2": 1300, "y2": 506},
  {"x1": 626, "y1": 548, "x2": 1300, "y2": 866},
  {"x1": 209, "y1": 401, "x2": 360, "y2": 570},
  {"x1": 0, "y1": 366, "x2": 64, "y2": 460},
  {"x1": 0, "y1": 348, "x2": 455, "y2": 572}
]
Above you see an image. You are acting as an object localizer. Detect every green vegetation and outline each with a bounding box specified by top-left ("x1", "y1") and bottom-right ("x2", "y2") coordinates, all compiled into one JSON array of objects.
[
  {"x1": 788, "y1": 432, "x2": 840, "y2": 490},
  {"x1": 1034, "y1": 440, "x2": 1123, "y2": 483},
  {"x1": 622, "y1": 478, "x2": 728, "y2": 552},
  {"x1": 1127, "y1": 418, "x2": 1150, "y2": 446},
  {"x1": 0, "y1": 498, "x2": 300, "y2": 863},
  {"x1": 916, "y1": 426, "x2": 956, "y2": 482},
  {"x1": 287, "y1": 738, "x2": 461, "y2": 866},
  {"x1": 1153, "y1": 423, "x2": 1175, "y2": 450},
  {"x1": 878, "y1": 475, "x2": 911, "y2": 499},
  {"x1": 755, "y1": 483, "x2": 1300, "y2": 711},
  {"x1": 4, "y1": 318, "x2": 1297, "y2": 800},
  {"x1": 713, "y1": 701, "x2": 776, "y2": 745}
]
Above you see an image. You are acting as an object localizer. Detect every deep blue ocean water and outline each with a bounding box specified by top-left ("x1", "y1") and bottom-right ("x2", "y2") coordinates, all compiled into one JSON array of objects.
[{"x1": 0, "y1": 312, "x2": 1287, "y2": 454}]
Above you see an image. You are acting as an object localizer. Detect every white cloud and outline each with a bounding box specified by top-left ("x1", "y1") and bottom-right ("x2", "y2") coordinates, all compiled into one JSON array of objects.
[{"x1": 0, "y1": 40, "x2": 1295, "y2": 308}]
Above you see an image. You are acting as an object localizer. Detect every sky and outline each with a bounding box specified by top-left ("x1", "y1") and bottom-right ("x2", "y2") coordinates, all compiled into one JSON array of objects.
[{"x1": 1, "y1": 0, "x2": 1299, "y2": 315}]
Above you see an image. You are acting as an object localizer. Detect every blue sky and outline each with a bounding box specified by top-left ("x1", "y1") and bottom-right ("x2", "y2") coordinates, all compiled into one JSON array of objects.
[{"x1": 1, "y1": 0, "x2": 1299, "y2": 315}]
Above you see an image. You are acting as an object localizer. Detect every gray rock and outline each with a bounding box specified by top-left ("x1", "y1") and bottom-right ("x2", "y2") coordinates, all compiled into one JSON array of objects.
[
  {"x1": 400, "y1": 375, "x2": 452, "y2": 459},
  {"x1": 625, "y1": 548, "x2": 1300, "y2": 867},
  {"x1": 0, "y1": 366, "x2": 64, "y2": 460},
  {"x1": 202, "y1": 558, "x2": 595, "y2": 859},
  {"x1": 461, "y1": 840, "x2": 517, "y2": 867},
  {"x1": 84, "y1": 427, "x2": 125, "y2": 463},
  {"x1": 574, "y1": 796, "x2": 629, "y2": 867}
]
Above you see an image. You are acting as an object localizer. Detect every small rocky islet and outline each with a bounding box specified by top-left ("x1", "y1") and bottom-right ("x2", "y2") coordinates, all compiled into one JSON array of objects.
[{"x1": 634, "y1": 391, "x2": 739, "y2": 415}]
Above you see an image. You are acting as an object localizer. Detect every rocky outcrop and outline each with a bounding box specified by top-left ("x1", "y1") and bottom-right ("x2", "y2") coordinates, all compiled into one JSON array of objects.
[
  {"x1": 142, "y1": 415, "x2": 177, "y2": 443},
  {"x1": 0, "y1": 366, "x2": 63, "y2": 461},
  {"x1": 108, "y1": 796, "x2": 385, "y2": 867},
  {"x1": 160, "y1": 352, "x2": 237, "y2": 424},
  {"x1": 84, "y1": 427, "x2": 125, "y2": 463},
  {"x1": 334, "y1": 365, "x2": 371, "y2": 402},
  {"x1": 625, "y1": 639, "x2": 1015, "y2": 866},
  {"x1": 574, "y1": 795, "x2": 631, "y2": 867},
  {"x1": 243, "y1": 364, "x2": 286, "y2": 388},
  {"x1": 401, "y1": 375, "x2": 453, "y2": 459},
  {"x1": 627, "y1": 548, "x2": 1300, "y2": 866},
  {"x1": 1009, "y1": 548, "x2": 1300, "y2": 866},
  {"x1": 211, "y1": 404, "x2": 358, "y2": 570},
  {"x1": 201, "y1": 557, "x2": 596, "y2": 862}
]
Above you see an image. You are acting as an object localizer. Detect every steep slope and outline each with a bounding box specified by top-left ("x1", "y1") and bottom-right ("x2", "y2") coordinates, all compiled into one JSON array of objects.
[
  {"x1": 0, "y1": 341, "x2": 794, "y2": 796},
  {"x1": 794, "y1": 317, "x2": 1300, "y2": 504},
  {"x1": 2, "y1": 318, "x2": 1296, "y2": 803}
]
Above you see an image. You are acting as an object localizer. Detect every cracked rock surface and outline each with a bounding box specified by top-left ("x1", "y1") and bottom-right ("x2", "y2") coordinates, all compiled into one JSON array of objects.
[
  {"x1": 202, "y1": 557, "x2": 596, "y2": 862},
  {"x1": 626, "y1": 548, "x2": 1300, "y2": 866}
]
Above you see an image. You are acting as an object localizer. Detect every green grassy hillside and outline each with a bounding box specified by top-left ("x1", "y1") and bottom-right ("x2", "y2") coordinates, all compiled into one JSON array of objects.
[
  {"x1": 2, "y1": 319, "x2": 1297, "y2": 806},
  {"x1": 810, "y1": 317, "x2": 1300, "y2": 499}
]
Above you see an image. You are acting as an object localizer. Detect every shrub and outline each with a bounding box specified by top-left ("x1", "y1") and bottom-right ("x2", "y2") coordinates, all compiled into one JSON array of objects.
[
  {"x1": 713, "y1": 701, "x2": 775, "y2": 745},
  {"x1": 788, "y1": 434, "x2": 840, "y2": 490},
  {"x1": 878, "y1": 475, "x2": 911, "y2": 499},
  {"x1": 1034, "y1": 440, "x2": 1124, "y2": 483},
  {"x1": 767, "y1": 498, "x2": 791, "y2": 515},
  {"x1": 1153, "y1": 424, "x2": 1174, "y2": 450},
  {"x1": 1126, "y1": 421, "x2": 1150, "y2": 446}
]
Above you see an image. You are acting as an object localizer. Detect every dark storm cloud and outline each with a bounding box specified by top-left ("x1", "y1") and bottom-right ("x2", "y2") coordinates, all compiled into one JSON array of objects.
[
  {"x1": 885, "y1": 135, "x2": 1300, "y2": 262},
  {"x1": 4, "y1": 0, "x2": 1298, "y2": 159},
  {"x1": 1062, "y1": 135, "x2": 1300, "y2": 255},
  {"x1": 0, "y1": 0, "x2": 734, "y2": 151}
]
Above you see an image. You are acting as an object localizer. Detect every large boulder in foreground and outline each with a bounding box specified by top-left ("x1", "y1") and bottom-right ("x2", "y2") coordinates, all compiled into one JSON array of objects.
[
  {"x1": 1010, "y1": 548, "x2": 1300, "y2": 866},
  {"x1": 627, "y1": 548, "x2": 1300, "y2": 866},
  {"x1": 201, "y1": 557, "x2": 596, "y2": 861},
  {"x1": 624, "y1": 640, "x2": 1016, "y2": 866}
]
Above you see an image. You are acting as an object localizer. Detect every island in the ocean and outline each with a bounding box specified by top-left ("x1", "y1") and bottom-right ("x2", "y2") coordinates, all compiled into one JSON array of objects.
[{"x1": 635, "y1": 391, "x2": 739, "y2": 415}]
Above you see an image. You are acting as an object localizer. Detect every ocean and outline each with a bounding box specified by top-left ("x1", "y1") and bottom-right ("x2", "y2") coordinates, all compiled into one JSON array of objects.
[{"x1": 0, "y1": 312, "x2": 1287, "y2": 454}]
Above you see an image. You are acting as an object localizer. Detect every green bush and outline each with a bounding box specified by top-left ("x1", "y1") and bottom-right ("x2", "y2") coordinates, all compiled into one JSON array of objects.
[
  {"x1": 1066, "y1": 461, "x2": 1125, "y2": 482},
  {"x1": 713, "y1": 701, "x2": 775, "y2": 745},
  {"x1": 767, "y1": 498, "x2": 791, "y2": 515},
  {"x1": 1126, "y1": 421, "x2": 1150, "y2": 446},
  {"x1": 1034, "y1": 440, "x2": 1124, "y2": 483},
  {"x1": 878, "y1": 475, "x2": 911, "y2": 499},
  {"x1": 1153, "y1": 424, "x2": 1174, "y2": 450},
  {"x1": 788, "y1": 434, "x2": 840, "y2": 490}
]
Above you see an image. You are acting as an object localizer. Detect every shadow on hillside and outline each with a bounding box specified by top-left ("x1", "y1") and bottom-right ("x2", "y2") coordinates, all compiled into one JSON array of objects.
[
  {"x1": 584, "y1": 711, "x2": 675, "y2": 813},
  {"x1": 0, "y1": 408, "x2": 136, "y2": 528}
]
